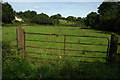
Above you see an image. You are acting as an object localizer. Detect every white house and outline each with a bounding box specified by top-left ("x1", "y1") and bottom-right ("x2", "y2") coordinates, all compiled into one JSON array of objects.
[{"x1": 15, "y1": 16, "x2": 23, "y2": 22}]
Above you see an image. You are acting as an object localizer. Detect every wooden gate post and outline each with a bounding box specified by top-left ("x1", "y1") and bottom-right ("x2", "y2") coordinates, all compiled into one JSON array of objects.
[
  {"x1": 17, "y1": 28, "x2": 25, "y2": 58},
  {"x1": 108, "y1": 33, "x2": 118, "y2": 64}
]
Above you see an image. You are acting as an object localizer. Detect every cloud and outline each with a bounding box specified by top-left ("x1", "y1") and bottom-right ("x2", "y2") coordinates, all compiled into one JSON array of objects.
[{"x1": 32, "y1": 6, "x2": 40, "y2": 10}]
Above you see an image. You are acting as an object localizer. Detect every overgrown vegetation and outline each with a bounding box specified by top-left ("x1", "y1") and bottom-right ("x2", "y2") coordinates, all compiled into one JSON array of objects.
[
  {"x1": 2, "y1": 41, "x2": 37, "y2": 78},
  {"x1": 2, "y1": 41, "x2": 120, "y2": 78}
]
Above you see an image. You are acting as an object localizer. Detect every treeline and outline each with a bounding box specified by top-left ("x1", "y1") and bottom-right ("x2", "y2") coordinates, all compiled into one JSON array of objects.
[
  {"x1": 1, "y1": 2, "x2": 120, "y2": 32},
  {"x1": 84, "y1": 1, "x2": 120, "y2": 32},
  {"x1": 16, "y1": 11, "x2": 84, "y2": 26},
  {"x1": 16, "y1": 11, "x2": 60, "y2": 25},
  {"x1": 1, "y1": 2, "x2": 84, "y2": 26}
]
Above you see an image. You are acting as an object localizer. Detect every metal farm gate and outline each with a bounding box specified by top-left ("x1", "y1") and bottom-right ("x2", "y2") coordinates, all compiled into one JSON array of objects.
[{"x1": 17, "y1": 28, "x2": 119, "y2": 65}]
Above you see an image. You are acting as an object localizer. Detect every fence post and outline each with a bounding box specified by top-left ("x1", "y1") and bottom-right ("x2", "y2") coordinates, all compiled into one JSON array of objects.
[
  {"x1": 108, "y1": 33, "x2": 118, "y2": 64},
  {"x1": 17, "y1": 28, "x2": 25, "y2": 58},
  {"x1": 64, "y1": 35, "x2": 66, "y2": 54}
]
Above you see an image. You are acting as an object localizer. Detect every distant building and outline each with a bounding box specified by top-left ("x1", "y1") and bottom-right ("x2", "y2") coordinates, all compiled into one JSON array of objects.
[{"x1": 15, "y1": 16, "x2": 23, "y2": 22}]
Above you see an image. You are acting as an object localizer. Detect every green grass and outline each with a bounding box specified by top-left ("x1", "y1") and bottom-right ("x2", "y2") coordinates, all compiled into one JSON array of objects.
[
  {"x1": 59, "y1": 20, "x2": 85, "y2": 27},
  {"x1": 59, "y1": 20, "x2": 75, "y2": 25},
  {"x1": 2, "y1": 25, "x2": 120, "y2": 78},
  {"x1": 2, "y1": 25, "x2": 112, "y2": 63}
]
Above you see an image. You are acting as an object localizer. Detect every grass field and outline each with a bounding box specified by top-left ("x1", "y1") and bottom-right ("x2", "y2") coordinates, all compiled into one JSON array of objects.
[
  {"x1": 59, "y1": 20, "x2": 85, "y2": 27},
  {"x1": 3, "y1": 25, "x2": 112, "y2": 63},
  {"x1": 2, "y1": 25, "x2": 120, "y2": 78}
]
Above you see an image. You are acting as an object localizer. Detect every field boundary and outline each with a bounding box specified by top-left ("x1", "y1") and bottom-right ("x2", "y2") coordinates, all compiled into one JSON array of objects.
[{"x1": 17, "y1": 28, "x2": 119, "y2": 64}]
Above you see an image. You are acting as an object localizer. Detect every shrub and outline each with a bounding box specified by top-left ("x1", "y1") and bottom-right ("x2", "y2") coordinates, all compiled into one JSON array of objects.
[
  {"x1": 2, "y1": 41, "x2": 16, "y2": 62},
  {"x1": 2, "y1": 58, "x2": 37, "y2": 78}
]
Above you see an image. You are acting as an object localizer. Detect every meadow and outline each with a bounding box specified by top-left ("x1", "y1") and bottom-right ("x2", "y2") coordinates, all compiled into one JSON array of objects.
[
  {"x1": 2, "y1": 25, "x2": 120, "y2": 78},
  {"x1": 3, "y1": 25, "x2": 111, "y2": 62}
]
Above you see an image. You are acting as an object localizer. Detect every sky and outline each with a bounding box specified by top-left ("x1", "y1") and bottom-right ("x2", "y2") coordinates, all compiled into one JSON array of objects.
[
  {"x1": 3, "y1": 0, "x2": 119, "y2": 2},
  {"x1": 8, "y1": 2, "x2": 102, "y2": 18},
  {"x1": 3, "y1": 0, "x2": 104, "y2": 2},
  {"x1": 3, "y1": 0, "x2": 119, "y2": 17}
]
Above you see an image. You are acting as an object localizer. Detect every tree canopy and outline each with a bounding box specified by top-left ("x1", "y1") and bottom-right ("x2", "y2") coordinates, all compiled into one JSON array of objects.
[
  {"x1": 16, "y1": 10, "x2": 37, "y2": 19},
  {"x1": 50, "y1": 14, "x2": 62, "y2": 19},
  {"x1": 66, "y1": 16, "x2": 76, "y2": 22},
  {"x1": 85, "y1": 1, "x2": 120, "y2": 32},
  {"x1": 2, "y1": 2, "x2": 15, "y2": 23},
  {"x1": 84, "y1": 12, "x2": 99, "y2": 28}
]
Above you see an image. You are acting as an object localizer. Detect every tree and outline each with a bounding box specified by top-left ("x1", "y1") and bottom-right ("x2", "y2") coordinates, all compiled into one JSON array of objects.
[
  {"x1": 61, "y1": 17, "x2": 66, "y2": 20},
  {"x1": 50, "y1": 14, "x2": 62, "y2": 19},
  {"x1": 31, "y1": 13, "x2": 53, "y2": 25},
  {"x1": 98, "y1": 2, "x2": 118, "y2": 16},
  {"x1": 16, "y1": 10, "x2": 37, "y2": 19},
  {"x1": 114, "y1": 2, "x2": 120, "y2": 32},
  {"x1": 76, "y1": 17, "x2": 82, "y2": 22},
  {"x1": 23, "y1": 10, "x2": 37, "y2": 19},
  {"x1": 98, "y1": 1, "x2": 120, "y2": 31},
  {"x1": 85, "y1": 1, "x2": 120, "y2": 32},
  {"x1": 2, "y1": 2, "x2": 15, "y2": 23},
  {"x1": 16, "y1": 10, "x2": 38, "y2": 23},
  {"x1": 84, "y1": 12, "x2": 99, "y2": 28},
  {"x1": 16, "y1": 11, "x2": 23, "y2": 18},
  {"x1": 76, "y1": 17, "x2": 85, "y2": 24},
  {"x1": 66, "y1": 16, "x2": 76, "y2": 22},
  {"x1": 37, "y1": 13, "x2": 51, "y2": 25},
  {"x1": 50, "y1": 14, "x2": 61, "y2": 25}
]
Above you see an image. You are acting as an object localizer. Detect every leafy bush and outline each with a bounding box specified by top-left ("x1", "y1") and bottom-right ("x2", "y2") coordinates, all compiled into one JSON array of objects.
[
  {"x1": 2, "y1": 41, "x2": 120, "y2": 78},
  {"x1": 37, "y1": 64, "x2": 61, "y2": 78},
  {"x1": 2, "y1": 41, "x2": 16, "y2": 62},
  {"x1": 2, "y1": 58, "x2": 37, "y2": 78},
  {"x1": 2, "y1": 41, "x2": 37, "y2": 78},
  {"x1": 36, "y1": 61, "x2": 120, "y2": 78}
]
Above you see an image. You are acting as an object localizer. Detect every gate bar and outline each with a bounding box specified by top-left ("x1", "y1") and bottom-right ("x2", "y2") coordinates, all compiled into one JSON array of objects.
[
  {"x1": 25, "y1": 32, "x2": 108, "y2": 39},
  {"x1": 64, "y1": 36, "x2": 66, "y2": 54},
  {"x1": 26, "y1": 46, "x2": 107, "y2": 53},
  {"x1": 26, "y1": 39, "x2": 108, "y2": 46}
]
